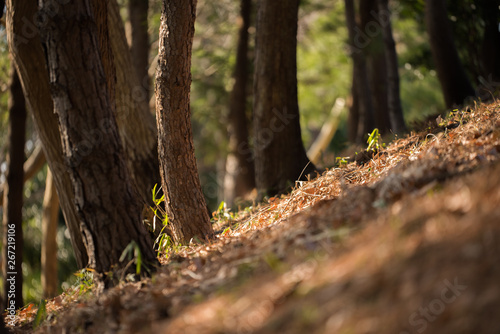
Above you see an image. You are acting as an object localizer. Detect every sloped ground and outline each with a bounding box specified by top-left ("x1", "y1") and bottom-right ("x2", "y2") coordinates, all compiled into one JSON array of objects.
[{"x1": 7, "y1": 100, "x2": 500, "y2": 333}]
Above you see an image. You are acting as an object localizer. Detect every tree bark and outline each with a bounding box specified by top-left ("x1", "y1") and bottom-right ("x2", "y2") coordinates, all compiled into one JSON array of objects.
[
  {"x1": 155, "y1": 0, "x2": 214, "y2": 244},
  {"x1": 360, "y1": 0, "x2": 390, "y2": 135},
  {"x1": 425, "y1": 0, "x2": 475, "y2": 108},
  {"x1": 109, "y1": 0, "x2": 161, "y2": 207},
  {"x1": 480, "y1": 0, "x2": 500, "y2": 84},
  {"x1": 224, "y1": 0, "x2": 255, "y2": 207},
  {"x1": 5, "y1": 0, "x2": 88, "y2": 268},
  {"x1": 39, "y1": 0, "x2": 157, "y2": 280},
  {"x1": 2, "y1": 67, "x2": 25, "y2": 311},
  {"x1": 128, "y1": 0, "x2": 150, "y2": 99},
  {"x1": 378, "y1": 0, "x2": 406, "y2": 134},
  {"x1": 41, "y1": 169, "x2": 59, "y2": 299},
  {"x1": 253, "y1": 0, "x2": 315, "y2": 198},
  {"x1": 344, "y1": 0, "x2": 374, "y2": 143}
]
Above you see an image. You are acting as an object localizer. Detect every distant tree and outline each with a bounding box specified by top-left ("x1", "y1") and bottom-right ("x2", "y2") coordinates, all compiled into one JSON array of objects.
[
  {"x1": 378, "y1": 0, "x2": 406, "y2": 134},
  {"x1": 360, "y1": 0, "x2": 390, "y2": 135},
  {"x1": 344, "y1": 0, "x2": 374, "y2": 143},
  {"x1": 39, "y1": 0, "x2": 157, "y2": 282},
  {"x1": 2, "y1": 67, "x2": 25, "y2": 310},
  {"x1": 41, "y1": 170, "x2": 58, "y2": 298},
  {"x1": 253, "y1": 0, "x2": 315, "y2": 197},
  {"x1": 479, "y1": 0, "x2": 500, "y2": 83},
  {"x1": 128, "y1": 0, "x2": 150, "y2": 100},
  {"x1": 224, "y1": 0, "x2": 255, "y2": 207},
  {"x1": 425, "y1": 0, "x2": 475, "y2": 108},
  {"x1": 155, "y1": 0, "x2": 214, "y2": 244}
]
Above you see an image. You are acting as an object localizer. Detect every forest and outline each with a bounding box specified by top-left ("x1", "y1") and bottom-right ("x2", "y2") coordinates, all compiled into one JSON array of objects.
[{"x1": 0, "y1": 0, "x2": 499, "y2": 333}]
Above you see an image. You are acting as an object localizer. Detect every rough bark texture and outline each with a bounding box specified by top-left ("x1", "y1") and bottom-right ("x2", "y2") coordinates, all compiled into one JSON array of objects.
[
  {"x1": 2, "y1": 68, "x2": 25, "y2": 311},
  {"x1": 344, "y1": 0, "x2": 374, "y2": 143},
  {"x1": 5, "y1": 0, "x2": 88, "y2": 268},
  {"x1": 224, "y1": 0, "x2": 255, "y2": 207},
  {"x1": 109, "y1": 0, "x2": 160, "y2": 207},
  {"x1": 378, "y1": 0, "x2": 406, "y2": 135},
  {"x1": 41, "y1": 170, "x2": 59, "y2": 298},
  {"x1": 39, "y1": 0, "x2": 157, "y2": 278},
  {"x1": 128, "y1": 0, "x2": 150, "y2": 99},
  {"x1": 425, "y1": 0, "x2": 475, "y2": 108},
  {"x1": 155, "y1": 0, "x2": 214, "y2": 244},
  {"x1": 253, "y1": 0, "x2": 315, "y2": 198}
]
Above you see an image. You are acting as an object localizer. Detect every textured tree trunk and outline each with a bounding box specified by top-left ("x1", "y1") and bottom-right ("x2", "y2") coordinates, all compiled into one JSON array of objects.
[
  {"x1": 41, "y1": 170, "x2": 59, "y2": 299},
  {"x1": 253, "y1": 0, "x2": 315, "y2": 198},
  {"x1": 128, "y1": 0, "x2": 150, "y2": 99},
  {"x1": 344, "y1": 0, "x2": 374, "y2": 143},
  {"x1": 378, "y1": 0, "x2": 406, "y2": 135},
  {"x1": 2, "y1": 68, "x2": 25, "y2": 311},
  {"x1": 425, "y1": 0, "x2": 475, "y2": 108},
  {"x1": 224, "y1": 0, "x2": 255, "y2": 207},
  {"x1": 39, "y1": 0, "x2": 157, "y2": 281},
  {"x1": 109, "y1": 0, "x2": 161, "y2": 207},
  {"x1": 5, "y1": 0, "x2": 88, "y2": 268},
  {"x1": 155, "y1": 0, "x2": 214, "y2": 244}
]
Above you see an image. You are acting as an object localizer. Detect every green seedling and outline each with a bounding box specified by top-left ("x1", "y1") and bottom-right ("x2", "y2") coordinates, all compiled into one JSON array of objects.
[{"x1": 366, "y1": 128, "x2": 385, "y2": 152}]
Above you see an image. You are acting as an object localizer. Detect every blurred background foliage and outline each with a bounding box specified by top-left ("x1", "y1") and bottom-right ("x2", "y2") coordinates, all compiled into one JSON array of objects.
[{"x1": 0, "y1": 0, "x2": 492, "y2": 304}]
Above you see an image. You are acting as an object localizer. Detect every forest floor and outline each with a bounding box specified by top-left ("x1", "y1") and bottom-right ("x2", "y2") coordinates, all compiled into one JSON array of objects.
[{"x1": 6, "y1": 99, "x2": 500, "y2": 333}]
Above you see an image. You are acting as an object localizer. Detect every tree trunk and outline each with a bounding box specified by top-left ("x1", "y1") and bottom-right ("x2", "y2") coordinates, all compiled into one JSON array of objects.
[
  {"x1": 2, "y1": 67, "x2": 25, "y2": 311},
  {"x1": 360, "y1": 0, "x2": 390, "y2": 135},
  {"x1": 109, "y1": 0, "x2": 161, "y2": 208},
  {"x1": 480, "y1": 1, "x2": 500, "y2": 85},
  {"x1": 425, "y1": 0, "x2": 475, "y2": 108},
  {"x1": 253, "y1": 0, "x2": 315, "y2": 198},
  {"x1": 5, "y1": 0, "x2": 88, "y2": 268},
  {"x1": 378, "y1": 0, "x2": 406, "y2": 134},
  {"x1": 128, "y1": 0, "x2": 150, "y2": 99},
  {"x1": 224, "y1": 0, "x2": 255, "y2": 207},
  {"x1": 344, "y1": 0, "x2": 374, "y2": 143},
  {"x1": 39, "y1": 0, "x2": 157, "y2": 281},
  {"x1": 155, "y1": 0, "x2": 214, "y2": 244},
  {"x1": 41, "y1": 169, "x2": 59, "y2": 299}
]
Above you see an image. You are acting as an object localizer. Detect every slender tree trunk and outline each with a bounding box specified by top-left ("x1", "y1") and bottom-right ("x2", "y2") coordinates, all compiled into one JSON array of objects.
[
  {"x1": 5, "y1": 0, "x2": 88, "y2": 268},
  {"x1": 39, "y1": 0, "x2": 157, "y2": 281},
  {"x1": 109, "y1": 0, "x2": 161, "y2": 207},
  {"x1": 425, "y1": 0, "x2": 475, "y2": 108},
  {"x1": 344, "y1": 0, "x2": 374, "y2": 143},
  {"x1": 224, "y1": 0, "x2": 255, "y2": 207},
  {"x1": 128, "y1": 0, "x2": 150, "y2": 99},
  {"x1": 155, "y1": 0, "x2": 214, "y2": 244},
  {"x1": 2, "y1": 67, "x2": 25, "y2": 311},
  {"x1": 41, "y1": 170, "x2": 59, "y2": 299},
  {"x1": 378, "y1": 0, "x2": 406, "y2": 134},
  {"x1": 253, "y1": 0, "x2": 315, "y2": 198},
  {"x1": 360, "y1": 0, "x2": 390, "y2": 135}
]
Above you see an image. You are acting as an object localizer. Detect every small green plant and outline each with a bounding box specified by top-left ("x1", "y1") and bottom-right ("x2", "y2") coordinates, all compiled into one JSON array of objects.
[
  {"x1": 119, "y1": 240, "x2": 148, "y2": 276},
  {"x1": 212, "y1": 201, "x2": 234, "y2": 222},
  {"x1": 366, "y1": 128, "x2": 385, "y2": 152},
  {"x1": 150, "y1": 183, "x2": 168, "y2": 232},
  {"x1": 335, "y1": 156, "x2": 349, "y2": 167},
  {"x1": 32, "y1": 299, "x2": 47, "y2": 329}
]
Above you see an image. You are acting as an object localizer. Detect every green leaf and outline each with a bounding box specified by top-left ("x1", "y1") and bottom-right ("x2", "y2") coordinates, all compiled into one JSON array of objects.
[{"x1": 33, "y1": 299, "x2": 47, "y2": 329}]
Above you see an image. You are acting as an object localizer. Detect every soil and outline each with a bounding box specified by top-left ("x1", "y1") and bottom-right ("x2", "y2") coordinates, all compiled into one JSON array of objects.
[{"x1": 6, "y1": 100, "x2": 500, "y2": 333}]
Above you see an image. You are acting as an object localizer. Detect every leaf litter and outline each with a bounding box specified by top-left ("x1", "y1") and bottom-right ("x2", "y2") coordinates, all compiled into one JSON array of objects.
[{"x1": 6, "y1": 99, "x2": 500, "y2": 333}]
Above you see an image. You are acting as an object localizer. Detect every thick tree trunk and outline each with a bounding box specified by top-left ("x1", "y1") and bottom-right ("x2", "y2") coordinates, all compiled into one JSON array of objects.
[
  {"x1": 109, "y1": 0, "x2": 161, "y2": 207},
  {"x1": 5, "y1": 0, "x2": 88, "y2": 268},
  {"x1": 2, "y1": 68, "x2": 25, "y2": 311},
  {"x1": 128, "y1": 0, "x2": 150, "y2": 99},
  {"x1": 41, "y1": 170, "x2": 59, "y2": 299},
  {"x1": 224, "y1": 0, "x2": 255, "y2": 207},
  {"x1": 155, "y1": 0, "x2": 214, "y2": 244},
  {"x1": 39, "y1": 0, "x2": 157, "y2": 280},
  {"x1": 378, "y1": 0, "x2": 406, "y2": 135},
  {"x1": 253, "y1": 0, "x2": 315, "y2": 198},
  {"x1": 344, "y1": 0, "x2": 374, "y2": 143},
  {"x1": 425, "y1": 0, "x2": 475, "y2": 108}
]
